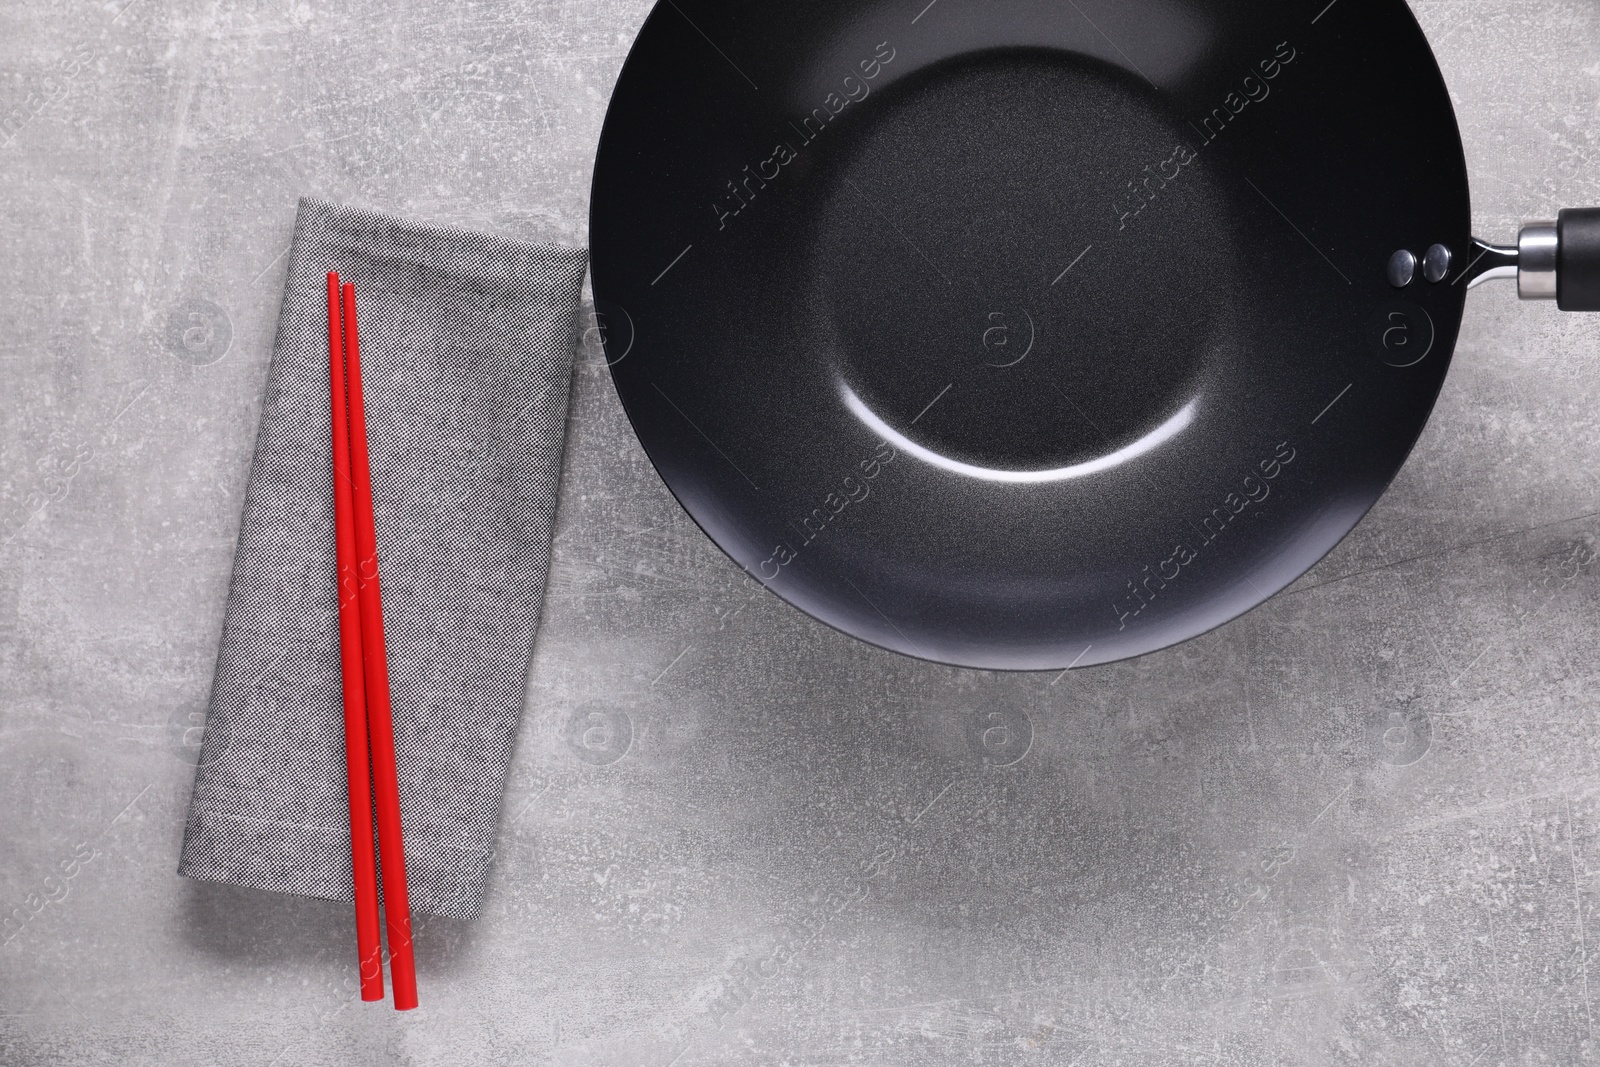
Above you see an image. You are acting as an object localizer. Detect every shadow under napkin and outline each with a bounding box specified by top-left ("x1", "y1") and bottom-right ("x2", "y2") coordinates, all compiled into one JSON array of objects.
[{"x1": 178, "y1": 197, "x2": 587, "y2": 921}]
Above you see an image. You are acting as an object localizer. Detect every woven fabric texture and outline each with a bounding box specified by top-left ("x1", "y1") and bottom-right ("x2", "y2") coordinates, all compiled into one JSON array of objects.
[{"x1": 178, "y1": 197, "x2": 587, "y2": 920}]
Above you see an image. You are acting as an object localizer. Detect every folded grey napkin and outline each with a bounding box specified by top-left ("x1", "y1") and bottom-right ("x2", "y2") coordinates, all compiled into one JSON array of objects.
[{"x1": 179, "y1": 197, "x2": 587, "y2": 920}]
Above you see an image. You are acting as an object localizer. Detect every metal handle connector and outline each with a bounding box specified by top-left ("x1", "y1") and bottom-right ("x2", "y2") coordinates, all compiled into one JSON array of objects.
[
  {"x1": 1462, "y1": 224, "x2": 1558, "y2": 297},
  {"x1": 1461, "y1": 237, "x2": 1517, "y2": 290},
  {"x1": 1517, "y1": 221, "x2": 1558, "y2": 300}
]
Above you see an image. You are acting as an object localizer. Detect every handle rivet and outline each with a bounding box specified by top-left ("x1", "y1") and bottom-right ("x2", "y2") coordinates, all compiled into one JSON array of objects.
[
  {"x1": 1387, "y1": 249, "x2": 1417, "y2": 288},
  {"x1": 1423, "y1": 243, "x2": 1451, "y2": 283}
]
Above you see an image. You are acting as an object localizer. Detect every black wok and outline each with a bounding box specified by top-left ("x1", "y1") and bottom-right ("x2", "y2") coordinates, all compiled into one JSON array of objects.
[{"x1": 589, "y1": 0, "x2": 1600, "y2": 669}]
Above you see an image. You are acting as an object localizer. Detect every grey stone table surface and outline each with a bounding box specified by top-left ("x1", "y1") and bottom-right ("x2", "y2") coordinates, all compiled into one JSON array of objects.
[{"x1": 3, "y1": 0, "x2": 1600, "y2": 1064}]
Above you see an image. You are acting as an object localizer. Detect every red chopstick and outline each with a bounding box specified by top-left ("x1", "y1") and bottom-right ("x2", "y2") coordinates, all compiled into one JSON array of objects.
[
  {"x1": 340, "y1": 281, "x2": 419, "y2": 1012},
  {"x1": 327, "y1": 272, "x2": 385, "y2": 1003}
]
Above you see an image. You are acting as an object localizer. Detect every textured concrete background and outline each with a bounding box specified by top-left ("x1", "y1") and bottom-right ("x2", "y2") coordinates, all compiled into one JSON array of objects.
[{"x1": 4, "y1": 1, "x2": 1600, "y2": 1064}]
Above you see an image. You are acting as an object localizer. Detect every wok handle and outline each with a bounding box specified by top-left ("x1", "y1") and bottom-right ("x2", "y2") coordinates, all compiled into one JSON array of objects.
[
  {"x1": 1463, "y1": 208, "x2": 1600, "y2": 310},
  {"x1": 1557, "y1": 208, "x2": 1600, "y2": 311}
]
